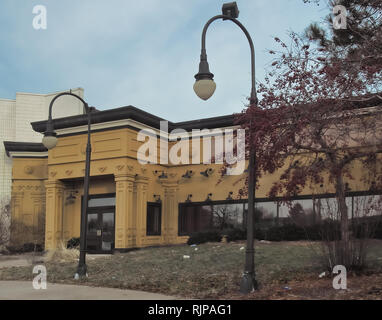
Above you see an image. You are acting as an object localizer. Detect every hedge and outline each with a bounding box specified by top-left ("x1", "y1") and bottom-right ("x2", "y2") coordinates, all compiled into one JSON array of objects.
[
  {"x1": 186, "y1": 220, "x2": 382, "y2": 244},
  {"x1": 187, "y1": 230, "x2": 222, "y2": 245},
  {"x1": 66, "y1": 237, "x2": 80, "y2": 249},
  {"x1": 6, "y1": 242, "x2": 44, "y2": 254}
]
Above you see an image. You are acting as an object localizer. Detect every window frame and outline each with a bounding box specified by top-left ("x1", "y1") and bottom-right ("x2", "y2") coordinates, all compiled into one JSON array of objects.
[
  {"x1": 146, "y1": 202, "x2": 162, "y2": 236},
  {"x1": 178, "y1": 200, "x2": 246, "y2": 236}
]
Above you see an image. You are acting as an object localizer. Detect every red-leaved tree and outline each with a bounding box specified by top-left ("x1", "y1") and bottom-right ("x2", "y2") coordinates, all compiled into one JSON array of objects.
[{"x1": 235, "y1": 1, "x2": 382, "y2": 268}]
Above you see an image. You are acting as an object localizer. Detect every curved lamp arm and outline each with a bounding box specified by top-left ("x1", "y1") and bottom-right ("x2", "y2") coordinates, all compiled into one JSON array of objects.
[
  {"x1": 43, "y1": 92, "x2": 92, "y2": 150},
  {"x1": 45, "y1": 92, "x2": 90, "y2": 133},
  {"x1": 195, "y1": 14, "x2": 258, "y2": 104}
]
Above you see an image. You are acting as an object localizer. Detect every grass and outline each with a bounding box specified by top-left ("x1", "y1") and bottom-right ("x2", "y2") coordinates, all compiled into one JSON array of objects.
[{"x1": 1, "y1": 240, "x2": 382, "y2": 299}]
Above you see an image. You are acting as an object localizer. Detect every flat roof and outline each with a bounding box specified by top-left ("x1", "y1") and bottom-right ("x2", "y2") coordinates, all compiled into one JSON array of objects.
[{"x1": 31, "y1": 105, "x2": 236, "y2": 134}]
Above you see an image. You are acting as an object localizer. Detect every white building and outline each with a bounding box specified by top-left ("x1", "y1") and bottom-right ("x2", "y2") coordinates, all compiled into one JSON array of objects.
[{"x1": 0, "y1": 88, "x2": 85, "y2": 243}]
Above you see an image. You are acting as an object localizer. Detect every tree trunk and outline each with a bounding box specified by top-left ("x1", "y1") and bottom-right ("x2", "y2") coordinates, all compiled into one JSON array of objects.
[{"x1": 335, "y1": 174, "x2": 350, "y2": 267}]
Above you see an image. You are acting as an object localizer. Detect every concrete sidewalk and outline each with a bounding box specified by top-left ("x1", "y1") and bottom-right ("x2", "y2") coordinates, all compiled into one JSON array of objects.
[{"x1": 0, "y1": 281, "x2": 178, "y2": 300}]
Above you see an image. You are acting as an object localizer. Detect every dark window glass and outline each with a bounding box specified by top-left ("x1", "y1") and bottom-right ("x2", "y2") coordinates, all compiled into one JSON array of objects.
[
  {"x1": 179, "y1": 206, "x2": 200, "y2": 235},
  {"x1": 87, "y1": 213, "x2": 98, "y2": 234},
  {"x1": 212, "y1": 204, "x2": 244, "y2": 229},
  {"x1": 101, "y1": 212, "x2": 115, "y2": 251},
  {"x1": 147, "y1": 203, "x2": 161, "y2": 236},
  {"x1": 178, "y1": 203, "x2": 245, "y2": 235},
  {"x1": 255, "y1": 202, "x2": 278, "y2": 227}
]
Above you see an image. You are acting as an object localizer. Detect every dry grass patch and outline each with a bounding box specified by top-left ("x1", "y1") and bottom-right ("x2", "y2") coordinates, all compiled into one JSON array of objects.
[
  {"x1": 0, "y1": 240, "x2": 381, "y2": 299},
  {"x1": 44, "y1": 241, "x2": 79, "y2": 263}
]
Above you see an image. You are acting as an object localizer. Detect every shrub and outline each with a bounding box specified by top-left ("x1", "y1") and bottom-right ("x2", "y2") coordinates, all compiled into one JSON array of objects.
[
  {"x1": 9, "y1": 219, "x2": 45, "y2": 247},
  {"x1": 187, "y1": 230, "x2": 222, "y2": 245},
  {"x1": 262, "y1": 224, "x2": 303, "y2": 241},
  {"x1": 0, "y1": 199, "x2": 11, "y2": 246},
  {"x1": 186, "y1": 219, "x2": 382, "y2": 245},
  {"x1": 23, "y1": 242, "x2": 43, "y2": 252},
  {"x1": 222, "y1": 228, "x2": 265, "y2": 242},
  {"x1": 6, "y1": 242, "x2": 43, "y2": 254},
  {"x1": 222, "y1": 228, "x2": 246, "y2": 242},
  {"x1": 318, "y1": 220, "x2": 341, "y2": 241},
  {"x1": 260, "y1": 222, "x2": 341, "y2": 241},
  {"x1": 374, "y1": 222, "x2": 382, "y2": 239},
  {"x1": 67, "y1": 237, "x2": 80, "y2": 249},
  {"x1": 352, "y1": 220, "x2": 382, "y2": 239}
]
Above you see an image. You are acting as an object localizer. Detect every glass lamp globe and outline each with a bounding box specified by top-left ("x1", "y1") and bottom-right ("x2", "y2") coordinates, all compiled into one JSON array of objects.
[
  {"x1": 193, "y1": 79, "x2": 216, "y2": 100},
  {"x1": 42, "y1": 134, "x2": 58, "y2": 150}
]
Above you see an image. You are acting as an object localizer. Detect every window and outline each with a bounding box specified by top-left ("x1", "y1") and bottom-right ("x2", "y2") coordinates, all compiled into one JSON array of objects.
[
  {"x1": 352, "y1": 195, "x2": 382, "y2": 218},
  {"x1": 88, "y1": 195, "x2": 116, "y2": 207},
  {"x1": 255, "y1": 201, "x2": 279, "y2": 227},
  {"x1": 212, "y1": 203, "x2": 245, "y2": 229},
  {"x1": 178, "y1": 202, "x2": 246, "y2": 235},
  {"x1": 147, "y1": 202, "x2": 161, "y2": 236},
  {"x1": 179, "y1": 205, "x2": 212, "y2": 235}
]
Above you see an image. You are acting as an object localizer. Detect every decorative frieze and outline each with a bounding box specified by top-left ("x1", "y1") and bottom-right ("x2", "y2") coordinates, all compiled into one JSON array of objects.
[{"x1": 116, "y1": 164, "x2": 125, "y2": 172}]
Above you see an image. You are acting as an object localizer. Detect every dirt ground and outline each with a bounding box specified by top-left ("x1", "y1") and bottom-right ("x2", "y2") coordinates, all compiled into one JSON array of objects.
[{"x1": 222, "y1": 272, "x2": 382, "y2": 300}]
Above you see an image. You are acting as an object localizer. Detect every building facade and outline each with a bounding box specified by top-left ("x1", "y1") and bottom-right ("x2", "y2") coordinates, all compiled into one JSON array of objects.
[{"x1": 4, "y1": 102, "x2": 382, "y2": 252}]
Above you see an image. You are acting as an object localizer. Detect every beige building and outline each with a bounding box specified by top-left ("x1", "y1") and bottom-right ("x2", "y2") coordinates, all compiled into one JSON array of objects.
[{"x1": 4, "y1": 99, "x2": 381, "y2": 252}]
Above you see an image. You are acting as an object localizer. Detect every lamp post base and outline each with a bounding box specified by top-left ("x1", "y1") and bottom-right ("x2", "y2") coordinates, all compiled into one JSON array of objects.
[
  {"x1": 240, "y1": 271, "x2": 258, "y2": 294},
  {"x1": 74, "y1": 263, "x2": 88, "y2": 280}
]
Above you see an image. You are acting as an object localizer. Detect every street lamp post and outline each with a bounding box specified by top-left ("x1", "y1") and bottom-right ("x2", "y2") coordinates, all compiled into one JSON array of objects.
[
  {"x1": 193, "y1": 2, "x2": 258, "y2": 293},
  {"x1": 42, "y1": 92, "x2": 92, "y2": 278}
]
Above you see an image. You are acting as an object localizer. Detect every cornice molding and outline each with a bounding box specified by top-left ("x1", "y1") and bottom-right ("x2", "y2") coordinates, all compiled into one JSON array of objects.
[
  {"x1": 31, "y1": 105, "x2": 236, "y2": 134},
  {"x1": 4, "y1": 141, "x2": 48, "y2": 158}
]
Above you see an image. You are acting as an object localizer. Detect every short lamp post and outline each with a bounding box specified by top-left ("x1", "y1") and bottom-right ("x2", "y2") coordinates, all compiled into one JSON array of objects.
[
  {"x1": 42, "y1": 92, "x2": 92, "y2": 278},
  {"x1": 193, "y1": 2, "x2": 258, "y2": 293}
]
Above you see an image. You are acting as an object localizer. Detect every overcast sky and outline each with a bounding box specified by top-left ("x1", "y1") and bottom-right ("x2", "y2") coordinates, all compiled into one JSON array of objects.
[{"x1": 0, "y1": 0, "x2": 328, "y2": 122}]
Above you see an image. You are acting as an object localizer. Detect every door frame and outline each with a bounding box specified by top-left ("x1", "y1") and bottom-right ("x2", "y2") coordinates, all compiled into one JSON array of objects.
[{"x1": 83, "y1": 193, "x2": 116, "y2": 254}]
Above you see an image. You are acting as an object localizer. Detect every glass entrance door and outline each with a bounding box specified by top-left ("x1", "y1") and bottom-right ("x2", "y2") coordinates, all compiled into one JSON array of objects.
[
  {"x1": 101, "y1": 212, "x2": 114, "y2": 251},
  {"x1": 86, "y1": 194, "x2": 115, "y2": 253}
]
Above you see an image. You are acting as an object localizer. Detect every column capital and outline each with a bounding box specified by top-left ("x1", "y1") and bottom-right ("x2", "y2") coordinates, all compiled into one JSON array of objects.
[
  {"x1": 135, "y1": 175, "x2": 149, "y2": 184},
  {"x1": 44, "y1": 180, "x2": 65, "y2": 189},
  {"x1": 114, "y1": 173, "x2": 136, "y2": 182},
  {"x1": 161, "y1": 181, "x2": 179, "y2": 189}
]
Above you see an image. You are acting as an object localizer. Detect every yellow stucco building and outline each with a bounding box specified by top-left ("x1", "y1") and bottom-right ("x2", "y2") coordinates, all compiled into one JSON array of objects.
[{"x1": 4, "y1": 104, "x2": 381, "y2": 253}]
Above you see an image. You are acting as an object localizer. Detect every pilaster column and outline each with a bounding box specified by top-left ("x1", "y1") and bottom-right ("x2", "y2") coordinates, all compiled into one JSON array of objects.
[
  {"x1": 10, "y1": 187, "x2": 24, "y2": 245},
  {"x1": 161, "y1": 179, "x2": 179, "y2": 244},
  {"x1": 44, "y1": 180, "x2": 65, "y2": 250},
  {"x1": 31, "y1": 189, "x2": 46, "y2": 243},
  {"x1": 11, "y1": 188, "x2": 23, "y2": 222},
  {"x1": 135, "y1": 176, "x2": 149, "y2": 247},
  {"x1": 115, "y1": 174, "x2": 135, "y2": 249}
]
